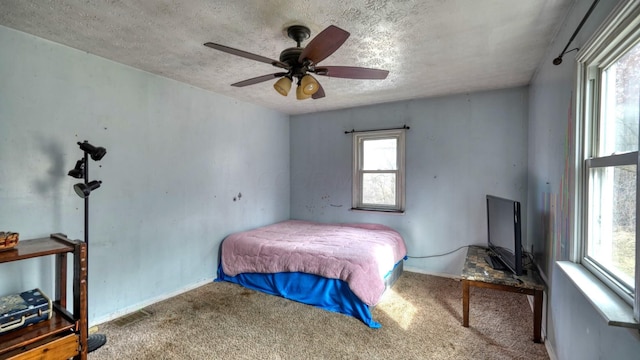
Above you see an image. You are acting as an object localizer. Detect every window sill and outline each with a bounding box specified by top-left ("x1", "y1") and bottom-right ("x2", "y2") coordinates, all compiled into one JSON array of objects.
[
  {"x1": 557, "y1": 261, "x2": 639, "y2": 329},
  {"x1": 349, "y1": 208, "x2": 405, "y2": 215}
]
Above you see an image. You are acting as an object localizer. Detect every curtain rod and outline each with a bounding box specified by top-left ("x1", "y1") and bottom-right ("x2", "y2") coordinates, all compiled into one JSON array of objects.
[
  {"x1": 553, "y1": 0, "x2": 600, "y2": 65},
  {"x1": 344, "y1": 124, "x2": 410, "y2": 134}
]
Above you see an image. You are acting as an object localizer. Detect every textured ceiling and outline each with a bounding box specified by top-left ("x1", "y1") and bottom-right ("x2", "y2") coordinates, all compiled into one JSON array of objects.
[{"x1": 0, "y1": 0, "x2": 573, "y2": 115}]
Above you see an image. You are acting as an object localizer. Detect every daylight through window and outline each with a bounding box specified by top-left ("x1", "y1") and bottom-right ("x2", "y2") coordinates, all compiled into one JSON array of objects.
[
  {"x1": 576, "y1": 2, "x2": 640, "y2": 321},
  {"x1": 352, "y1": 129, "x2": 405, "y2": 212}
]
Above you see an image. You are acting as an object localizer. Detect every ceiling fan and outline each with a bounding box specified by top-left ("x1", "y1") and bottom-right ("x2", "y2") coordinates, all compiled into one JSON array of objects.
[{"x1": 204, "y1": 25, "x2": 389, "y2": 100}]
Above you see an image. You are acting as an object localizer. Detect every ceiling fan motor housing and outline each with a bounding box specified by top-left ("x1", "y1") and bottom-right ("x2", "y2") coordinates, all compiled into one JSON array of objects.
[
  {"x1": 280, "y1": 25, "x2": 313, "y2": 78},
  {"x1": 279, "y1": 47, "x2": 303, "y2": 65},
  {"x1": 287, "y1": 25, "x2": 311, "y2": 46},
  {"x1": 279, "y1": 47, "x2": 305, "y2": 68}
]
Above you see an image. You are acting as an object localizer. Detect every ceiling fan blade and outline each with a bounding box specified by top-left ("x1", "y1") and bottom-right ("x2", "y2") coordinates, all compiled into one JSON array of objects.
[
  {"x1": 204, "y1": 42, "x2": 289, "y2": 69},
  {"x1": 312, "y1": 82, "x2": 325, "y2": 99},
  {"x1": 298, "y1": 25, "x2": 350, "y2": 65},
  {"x1": 231, "y1": 73, "x2": 287, "y2": 87},
  {"x1": 314, "y1": 66, "x2": 389, "y2": 80}
]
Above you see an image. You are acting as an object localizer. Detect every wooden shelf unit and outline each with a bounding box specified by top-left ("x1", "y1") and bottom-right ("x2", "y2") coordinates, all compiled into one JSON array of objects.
[{"x1": 0, "y1": 234, "x2": 87, "y2": 360}]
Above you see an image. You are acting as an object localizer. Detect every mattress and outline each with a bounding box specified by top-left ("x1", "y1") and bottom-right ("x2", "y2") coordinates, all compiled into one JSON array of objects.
[{"x1": 217, "y1": 219, "x2": 407, "y2": 327}]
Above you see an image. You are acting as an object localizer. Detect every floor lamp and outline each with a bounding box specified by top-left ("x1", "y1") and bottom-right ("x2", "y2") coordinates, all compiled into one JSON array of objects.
[{"x1": 68, "y1": 140, "x2": 107, "y2": 353}]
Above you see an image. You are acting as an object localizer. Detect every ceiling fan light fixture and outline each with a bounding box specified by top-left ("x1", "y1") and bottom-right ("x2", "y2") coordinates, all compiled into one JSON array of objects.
[
  {"x1": 300, "y1": 74, "x2": 319, "y2": 95},
  {"x1": 296, "y1": 84, "x2": 311, "y2": 100},
  {"x1": 205, "y1": 25, "x2": 388, "y2": 101},
  {"x1": 273, "y1": 76, "x2": 292, "y2": 96}
]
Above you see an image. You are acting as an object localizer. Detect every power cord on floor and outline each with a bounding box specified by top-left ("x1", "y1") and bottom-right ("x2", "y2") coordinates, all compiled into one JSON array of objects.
[{"x1": 407, "y1": 245, "x2": 470, "y2": 259}]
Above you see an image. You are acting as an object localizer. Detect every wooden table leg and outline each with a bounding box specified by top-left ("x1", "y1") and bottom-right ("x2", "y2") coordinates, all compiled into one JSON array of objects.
[
  {"x1": 533, "y1": 289, "x2": 543, "y2": 343},
  {"x1": 462, "y1": 279, "x2": 470, "y2": 327}
]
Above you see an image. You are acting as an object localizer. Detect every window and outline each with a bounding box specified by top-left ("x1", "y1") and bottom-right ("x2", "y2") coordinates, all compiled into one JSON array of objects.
[
  {"x1": 576, "y1": 0, "x2": 640, "y2": 321},
  {"x1": 352, "y1": 129, "x2": 405, "y2": 212}
]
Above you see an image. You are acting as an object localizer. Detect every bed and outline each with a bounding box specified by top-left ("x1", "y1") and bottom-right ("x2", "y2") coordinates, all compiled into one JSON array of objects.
[{"x1": 216, "y1": 219, "x2": 407, "y2": 328}]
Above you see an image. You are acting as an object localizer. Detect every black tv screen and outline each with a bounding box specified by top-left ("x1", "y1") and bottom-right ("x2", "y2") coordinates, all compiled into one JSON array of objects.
[{"x1": 486, "y1": 195, "x2": 523, "y2": 275}]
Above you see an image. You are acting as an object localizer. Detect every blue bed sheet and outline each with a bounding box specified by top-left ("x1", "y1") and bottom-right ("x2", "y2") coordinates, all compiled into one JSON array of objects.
[{"x1": 215, "y1": 264, "x2": 397, "y2": 328}]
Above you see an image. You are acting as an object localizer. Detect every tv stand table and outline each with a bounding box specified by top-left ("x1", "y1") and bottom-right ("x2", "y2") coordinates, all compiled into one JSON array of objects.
[{"x1": 461, "y1": 246, "x2": 545, "y2": 343}]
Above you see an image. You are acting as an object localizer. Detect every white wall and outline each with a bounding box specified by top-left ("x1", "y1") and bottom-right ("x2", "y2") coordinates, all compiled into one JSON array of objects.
[
  {"x1": 290, "y1": 88, "x2": 528, "y2": 276},
  {"x1": 528, "y1": 0, "x2": 640, "y2": 358},
  {"x1": 0, "y1": 25, "x2": 290, "y2": 325}
]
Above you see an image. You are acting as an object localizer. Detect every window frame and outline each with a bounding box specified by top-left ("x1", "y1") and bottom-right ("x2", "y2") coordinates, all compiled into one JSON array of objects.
[
  {"x1": 352, "y1": 129, "x2": 406, "y2": 213},
  {"x1": 575, "y1": 0, "x2": 640, "y2": 322}
]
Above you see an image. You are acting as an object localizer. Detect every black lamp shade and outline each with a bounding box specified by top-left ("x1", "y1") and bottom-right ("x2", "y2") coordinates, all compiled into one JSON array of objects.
[
  {"x1": 78, "y1": 141, "x2": 107, "y2": 161},
  {"x1": 67, "y1": 159, "x2": 85, "y2": 179},
  {"x1": 73, "y1": 180, "x2": 102, "y2": 198}
]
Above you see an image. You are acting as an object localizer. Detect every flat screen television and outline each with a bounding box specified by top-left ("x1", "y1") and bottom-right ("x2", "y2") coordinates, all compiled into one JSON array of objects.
[{"x1": 486, "y1": 195, "x2": 523, "y2": 276}]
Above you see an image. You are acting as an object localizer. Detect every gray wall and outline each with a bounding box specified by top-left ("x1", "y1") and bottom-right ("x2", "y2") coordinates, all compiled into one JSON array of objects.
[
  {"x1": 528, "y1": 0, "x2": 640, "y2": 358},
  {"x1": 290, "y1": 88, "x2": 528, "y2": 275},
  {"x1": 0, "y1": 25, "x2": 290, "y2": 324}
]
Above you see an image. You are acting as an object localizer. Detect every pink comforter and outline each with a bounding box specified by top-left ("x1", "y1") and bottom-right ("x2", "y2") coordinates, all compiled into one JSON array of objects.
[{"x1": 220, "y1": 220, "x2": 407, "y2": 306}]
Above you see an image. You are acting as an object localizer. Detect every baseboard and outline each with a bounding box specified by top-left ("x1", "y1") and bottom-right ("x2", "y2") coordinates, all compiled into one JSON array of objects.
[
  {"x1": 527, "y1": 294, "x2": 535, "y2": 311},
  {"x1": 404, "y1": 266, "x2": 462, "y2": 280},
  {"x1": 90, "y1": 277, "x2": 214, "y2": 326},
  {"x1": 544, "y1": 333, "x2": 557, "y2": 360}
]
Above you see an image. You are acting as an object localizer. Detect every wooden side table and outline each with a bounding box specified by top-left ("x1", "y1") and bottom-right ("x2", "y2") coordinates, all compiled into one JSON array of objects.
[{"x1": 461, "y1": 246, "x2": 545, "y2": 343}]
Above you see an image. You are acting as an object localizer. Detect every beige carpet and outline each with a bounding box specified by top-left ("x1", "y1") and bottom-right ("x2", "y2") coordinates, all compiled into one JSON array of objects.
[{"x1": 90, "y1": 272, "x2": 548, "y2": 360}]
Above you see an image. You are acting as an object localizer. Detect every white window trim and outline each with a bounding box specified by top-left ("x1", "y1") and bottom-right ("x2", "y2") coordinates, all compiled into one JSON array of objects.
[
  {"x1": 352, "y1": 129, "x2": 406, "y2": 213},
  {"x1": 573, "y1": 0, "x2": 640, "y2": 325}
]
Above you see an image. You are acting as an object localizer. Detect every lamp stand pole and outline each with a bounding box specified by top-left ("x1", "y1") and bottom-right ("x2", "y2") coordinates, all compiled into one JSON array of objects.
[{"x1": 82, "y1": 150, "x2": 107, "y2": 353}]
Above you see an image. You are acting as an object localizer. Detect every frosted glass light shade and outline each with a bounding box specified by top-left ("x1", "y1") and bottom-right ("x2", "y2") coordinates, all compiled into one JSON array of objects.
[
  {"x1": 273, "y1": 77, "x2": 292, "y2": 96},
  {"x1": 300, "y1": 75, "x2": 319, "y2": 95},
  {"x1": 296, "y1": 85, "x2": 311, "y2": 100}
]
